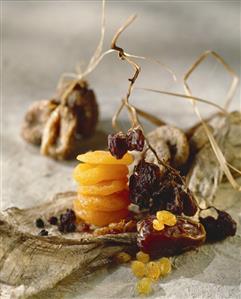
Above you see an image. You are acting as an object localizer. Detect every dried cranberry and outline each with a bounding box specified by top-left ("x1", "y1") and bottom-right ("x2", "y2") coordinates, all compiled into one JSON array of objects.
[
  {"x1": 200, "y1": 209, "x2": 236, "y2": 241},
  {"x1": 137, "y1": 216, "x2": 206, "y2": 258},
  {"x1": 39, "y1": 229, "x2": 48, "y2": 236},
  {"x1": 35, "y1": 218, "x2": 44, "y2": 228},
  {"x1": 48, "y1": 216, "x2": 58, "y2": 225},
  {"x1": 127, "y1": 128, "x2": 145, "y2": 151},
  {"x1": 108, "y1": 132, "x2": 128, "y2": 159}
]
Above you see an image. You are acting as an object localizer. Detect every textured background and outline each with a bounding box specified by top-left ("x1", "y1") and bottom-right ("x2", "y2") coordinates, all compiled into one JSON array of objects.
[{"x1": 1, "y1": 1, "x2": 241, "y2": 298}]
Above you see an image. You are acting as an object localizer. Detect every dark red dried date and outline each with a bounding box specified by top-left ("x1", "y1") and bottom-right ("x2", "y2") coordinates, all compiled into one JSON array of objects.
[
  {"x1": 200, "y1": 209, "x2": 236, "y2": 241},
  {"x1": 137, "y1": 216, "x2": 206, "y2": 258}
]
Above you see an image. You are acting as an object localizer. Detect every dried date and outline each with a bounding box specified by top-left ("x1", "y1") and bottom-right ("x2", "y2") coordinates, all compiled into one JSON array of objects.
[{"x1": 137, "y1": 215, "x2": 206, "y2": 258}]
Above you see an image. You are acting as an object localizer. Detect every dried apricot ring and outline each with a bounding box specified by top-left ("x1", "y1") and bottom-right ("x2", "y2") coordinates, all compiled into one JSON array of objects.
[
  {"x1": 77, "y1": 150, "x2": 133, "y2": 165},
  {"x1": 76, "y1": 191, "x2": 130, "y2": 212},
  {"x1": 78, "y1": 179, "x2": 128, "y2": 196},
  {"x1": 73, "y1": 203, "x2": 129, "y2": 226},
  {"x1": 73, "y1": 163, "x2": 128, "y2": 185}
]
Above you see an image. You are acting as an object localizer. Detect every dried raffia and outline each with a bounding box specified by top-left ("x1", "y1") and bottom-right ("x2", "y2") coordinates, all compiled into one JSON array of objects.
[
  {"x1": 138, "y1": 51, "x2": 241, "y2": 192},
  {"x1": 110, "y1": 15, "x2": 188, "y2": 187},
  {"x1": 183, "y1": 50, "x2": 241, "y2": 192}
]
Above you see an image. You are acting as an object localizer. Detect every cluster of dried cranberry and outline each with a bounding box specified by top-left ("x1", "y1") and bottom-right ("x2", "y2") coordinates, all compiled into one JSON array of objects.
[
  {"x1": 108, "y1": 128, "x2": 145, "y2": 159},
  {"x1": 129, "y1": 159, "x2": 198, "y2": 216}
]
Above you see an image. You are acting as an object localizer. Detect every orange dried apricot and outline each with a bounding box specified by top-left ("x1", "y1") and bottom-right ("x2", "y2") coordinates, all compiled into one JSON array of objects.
[
  {"x1": 73, "y1": 163, "x2": 128, "y2": 185},
  {"x1": 75, "y1": 191, "x2": 130, "y2": 212},
  {"x1": 77, "y1": 150, "x2": 133, "y2": 165},
  {"x1": 78, "y1": 179, "x2": 128, "y2": 196},
  {"x1": 73, "y1": 204, "x2": 129, "y2": 226}
]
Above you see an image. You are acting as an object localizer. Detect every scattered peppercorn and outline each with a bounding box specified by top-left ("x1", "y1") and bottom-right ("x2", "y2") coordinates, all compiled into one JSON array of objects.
[
  {"x1": 35, "y1": 218, "x2": 45, "y2": 228},
  {"x1": 48, "y1": 216, "x2": 58, "y2": 225},
  {"x1": 39, "y1": 229, "x2": 48, "y2": 236}
]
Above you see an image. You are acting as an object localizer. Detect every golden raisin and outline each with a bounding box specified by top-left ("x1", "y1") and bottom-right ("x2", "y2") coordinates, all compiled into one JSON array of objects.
[
  {"x1": 156, "y1": 210, "x2": 177, "y2": 226},
  {"x1": 136, "y1": 251, "x2": 150, "y2": 263},
  {"x1": 158, "y1": 257, "x2": 172, "y2": 276},
  {"x1": 136, "y1": 277, "x2": 152, "y2": 295},
  {"x1": 131, "y1": 260, "x2": 146, "y2": 278},
  {"x1": 116, "y1": 252, "x2": 131, "y2": 263},
  {"x1": 153, "y1": 219, "x2": 164, "y2": 231},
  {"x1": 145, "y1": 261, "x2": 161, "y2": 281}
]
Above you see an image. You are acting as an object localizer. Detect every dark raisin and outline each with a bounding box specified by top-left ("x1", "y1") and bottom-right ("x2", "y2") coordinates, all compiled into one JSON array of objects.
[
  {"x1": 60, "y1": 209, "x2": 76, "y2": 225},
  {"x1": 35, "y1": 218, "x2": 45, "y2": 228},
  {"x1": 129, "y1": 160, "x2": 160, "y2": 209},
  {"x1": 58, "y1": 209, "x2": 76, "y2": 233},
  {"x1": 137, "y1": 216, "x2": 206, "y2": 258},
  {"x1": 48, "y1": 216, "x2": 58, "y2": 225},
  {"x1": 200, "y1": 209, "x2": 236, "y2": 241},
  {"x1": 127, "y1": 128, "x2": 145, "y2": 151},
  {"x1": 182, "y1": 191, "x2": 198, "y2": 216},
  {"x1": 108, "y1": 132, "x2": 128, "y2": 159},
  {"x1": 65, "y1": 223, "x2": 76, "y2": 233},
  {"x1": 39, "y1": 229, "x2": 48, "y2": 236}
]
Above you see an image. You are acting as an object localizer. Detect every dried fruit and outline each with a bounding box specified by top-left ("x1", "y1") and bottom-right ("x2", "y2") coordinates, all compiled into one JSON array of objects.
[
  {"x1": 129, "y1": 160, "x2": 161, "y2": 209},
  {"x1": 35, "y1": 218, "x2": 44, "y2": 228},
  {"x1": 78, "y1": 179, "x2": 128, "y2": 196},
  {"x1": 39, "y1": 229, "x2": 48, "y2": 236},
  {"x1": 131, "y1": 260, "x2": 146, "y2": 278},
  {"x1": 156, "y1": 211, "x2": 177, "y2": 226},
  {"x1": 48, "y1": 216, "x2": 58, "y2": 225},
  {"x1": 74, "y1": 204, "x2": 129, "y2": 227},
  {"x1": 116, "y1": 252, "x2": 131, "y2": 263},
  {"x1": 200, "y1": 208, "x2": 236, "y2": 241},
  {"x1": 127, "y1": 128, "x2": 145, "y2": 151},
  {"x1": 158, "y1": 257, "x2": 172, "y2": 276},
  {"x1": 152, "y1": 219, "x2": 164, "y2": 231},
  {"x1": 137, "y1": 215, "x2": 206, "y2": 258},
  {"x1": 76, "y1": 191, "x2": 130, "y2": 212},
  {"x1": 58, "y1": 209, "x2": 76, "y2": 233},
  {"x1": 73, "y1": 163, "x2": 128, "y2": 185},
  {"x1": 22, "y1": 80, "x2": 99, "y2": 160},
  {"x1": 145, "y1": 261, "x2": 161, "y2": 281},
  {"x1": 136, "y1": 251, "x2": 150, "y2": 263},
  {"x1": 77, "y1": 150, "x2": 133, "y2": 165},
  {"x1": 108, "y1": 132, "x2": 128, "y2": 159},
  {"x1": 136, "y1": 277, "x2": 152, "y2": 295}
]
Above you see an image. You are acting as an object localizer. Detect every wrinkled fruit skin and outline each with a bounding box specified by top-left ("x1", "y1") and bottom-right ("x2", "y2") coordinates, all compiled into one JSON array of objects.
[
  {"x1": 137, "y1": 216, "x2": 206, "y2": 258},
  {"x1": 200, "y1": 209, "x2": 236, "y2": 241},
  {"x1": 108, "y1": 132, "x2": 128, "y2": 159},
  {"x1": 108, "y1": 128, "x2": 145, "y2": 159},
  {"x1": 129, "y1": 160, "x2": 161, "y2": 209},
  {"x1": 129, "y1": 160, "x2": 198, "y2": 216},
  {"x1": 127, "y1": 128, "x2": 145, "y2": 151}
]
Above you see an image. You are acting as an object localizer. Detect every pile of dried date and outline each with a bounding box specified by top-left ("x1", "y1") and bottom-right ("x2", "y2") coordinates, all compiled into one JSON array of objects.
[{"x1": 108, "y1": 128, "x2": 237, "y2": 256}]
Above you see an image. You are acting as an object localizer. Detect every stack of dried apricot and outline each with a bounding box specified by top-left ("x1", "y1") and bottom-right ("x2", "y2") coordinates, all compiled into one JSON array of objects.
[{"x1": 73, "y1": 150, "x2": 133, "y2": 226}]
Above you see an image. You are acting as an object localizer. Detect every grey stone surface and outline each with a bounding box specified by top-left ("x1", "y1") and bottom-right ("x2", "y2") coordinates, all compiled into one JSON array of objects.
[{"x1": 1, "y1": 1, "x2": 241, "y2": 298}]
